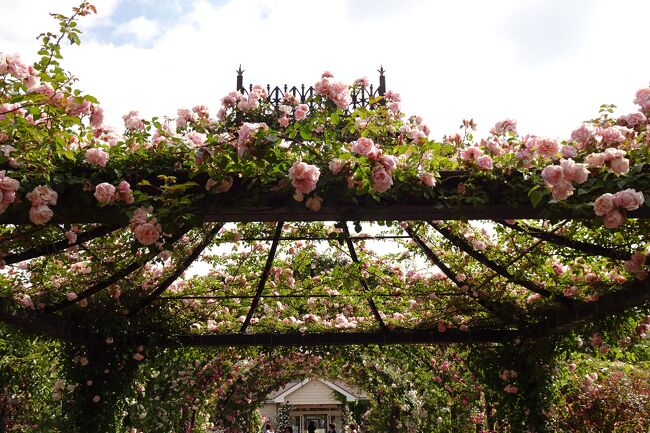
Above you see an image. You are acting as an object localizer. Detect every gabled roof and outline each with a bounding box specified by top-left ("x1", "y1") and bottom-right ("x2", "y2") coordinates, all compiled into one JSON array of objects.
[{"x1": 267, "y1": 378, "x2": 365, "y2": 403}]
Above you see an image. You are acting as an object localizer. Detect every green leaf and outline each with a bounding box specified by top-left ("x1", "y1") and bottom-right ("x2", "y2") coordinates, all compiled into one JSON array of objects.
[
  {"x1": 299, "y1": 126, "x2": 312, "y2": 140},
  {"x1": 330, "y1": 112, "x2": 340, "y2": 125},
  {"x1": 529, "y1": 188, "x2": 546, "y2": 208}
]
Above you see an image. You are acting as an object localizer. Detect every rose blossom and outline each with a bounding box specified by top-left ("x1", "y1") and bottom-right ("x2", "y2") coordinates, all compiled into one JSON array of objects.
[
  {"x1": 122, "y1": 110, "x2": 144, "y2": 131},
  {"x1": 570, "y1": 123, "x2": 597, "y2": 148},
  {"x1": 461, "y1": 146, "x2": 483, "y2": 161},
  {"x1": 94, "y1": 183, "x2": 116, "y2": 204},
  {"x1": 305, "y1": 195, "x2": 323, "y2": 211},
  {"x1": 294, "y1": 104, "x2": 309, "y2": 121},
  {"x1": 585, "y1": 152, "x2": 606, "y2": 168},
  {"x1": 85, "y1": 148, "x2": 109, "y2": 167},
  {"x1": 536, "y1": 137, "x2": 560, "y2": 158},
  {"x1": 288, "y1": 161, "x2": 320, "y2": 194},
  {"x1": 329, "y1": 159, "x2": 346, "y2": 175},
  {"x1": 352, "y1": 137, "x2": 377, "y2": 157},
  {"x1": 609, "y1": 157, "x2": 629, "y2": 175},
  {"x1": 541, "y1": 165, "x2": 563, "y2": 186},
  {"x1": 603, "y1": 209, "x2": 625, "y2": 229},
  {"x1": 26, "y1": 185, "x2": 57, "y2": 206},
  {"x1": 600, "y1": 126, "x2": 629, "y2": 145},
  {"x1": 476, "y1": 155, "x2": 493, "y2": 170},
  {"x1": 117, "y1": 180, "x2": 134, "y2": 204},
  {"x1": 614, "y1": 189, "x2": 644, "y2": 211},
  {"x1": 133, "y1": 223, "x2": 161, "y2": 245},
  {"x1": 29, "y1": 204, "x2": 54, "y2": 225},
  {"x1": 561, "y1": 145, "x2": 578, "y2": 158},
  {"x1": 371, "y1": 167, "x2": 393, "y2": 193},
  {"x1": 378, "y1": 154, "x2": 397, "y2": 173},
  {"x1": 560, "y1": 159, "x2": 589, "y2": 184},
  {"x1": 633, "y1": 88, "x2": 650, "y2": 111},
  {"x1": 593, "y1": 193, "x2": 615, "y2": 216},
  {"x1": 625, "y1": 112, "x2": 646, "y2": 126},
  {"x1": 419, "y1": 172, "x2": 436, "y2": 187},
  {"x1": 551, "y1": 179, "x2": 574, "y2": 201}
]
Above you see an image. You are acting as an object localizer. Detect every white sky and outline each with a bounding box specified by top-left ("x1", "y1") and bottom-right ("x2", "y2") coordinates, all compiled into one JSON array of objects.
[{"x1": 2, "y1": 0, "x2": 649, "y2": 140}]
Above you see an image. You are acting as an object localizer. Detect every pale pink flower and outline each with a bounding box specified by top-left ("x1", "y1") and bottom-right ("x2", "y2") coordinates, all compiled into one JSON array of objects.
[
  {"x1": 117, "y1": 180, "x2": 134, "y2": 204},
  {"x1": 570, "y1": 123, "x2": 597, "y2": 148},
  {"x1": 288, "y1": 161, "x2": 320, "y2": 194},
  {"x1": 66, "y1": 292, "x2": 78, "y2": 301},
  {"x1": 419, "y1": 172, "x2": 436, "y2": 187},
  {"x1": 65, "y1": 230, "x2": 77, "y2": 244},
  {"x1": 461, "y1": 146, "x2": 483, "y2": 161},
  {"x1": 371, "y1": 168, "x2": 393, "y2": 193},
  {"x1": 378, "y1": 154, "x2": 397, "y2": 173},
  {"x1": 352, "y1": 137, "x2": 377, "y2": 157},
  {"x1": 85, "y1": 148, "x2": 109, "y2": 167},
  {"x1": 551, "y1": 180, "x2": 574, "y2": 201},
  {"x1": 294, "y1": 104, "x2": 309, "y2": 121},
  {"x1": 133, "y1": 352, "x2": 145, "y2": 361},
  {"x1": 216, "y1": 177, "x2": 233, "y2": 193},
  {"x1": 603, "y1": 209, "x2": 625, "y2": 229},
  {"x1": 536, "y1": 137, "x2": 560, "y2": 158},
  {"x1": 235, "y1": 122, "x2": 268, "y2": 157},
  {"x1": 625, "y1": 112, "x2": 647, "y2": 126},
  {"x1": 593, "y1": 193, "x2": 616, "y2": 216},
  {"x1": 305, "y1": 195, "x2": 323, "y2": 211},
  {"x1": 29, "y1": 204, "x2": 53, "y2": 225},
  {"x1": 321, "y1": 71, "x2": 334, "y2": 78},
  {"x1": 541, "y1": 165, "x2": 563, "y2": 186},
  {"x1": 133, "y1": 223, "x2": 161, "y2": 246},
  {"x1": 609, "y1": 157, "x2": 629, "y2": 175},
  {"x1": 122, "y1": 110, "x2": 145, "y2": 131},
  {"x1": 633, "y1": 88, "x2": 650, "y2": 111},
  {"x1": 185, "y1": 131, "x2": 206, "y2": 147},
  {"x1": 600, "y1": 126, "x2": 629, "y2": 145},
  {"x1": 585, "y1": 152, "x2": 606, "y2": 168},
  {"x1": 329, "y1": 159, "x2": 346, "y2": 175},
  {"x1": 26, "y1": 185, "x2": 57, "y2": 207},
  {"x1": 175, "y1": 108, "x2": 195, "y2": 129},
  {"x1": 614, "y1": 189, "x2": 644, "y2": 211},
  {"x1": 90, "y1": 106, "x2": 104, "y2": 129},
  {"x1": 490, "y1": 119, "x2": 517, "y2": 135},
  {"x1": 278, "y1": 115, "x2": 289, "y2": 127},
  {"x1": 560, "y1": 159, "x2": 589, "y2": 184},
  {"x1": 560, "y1": 145, "x2": 578, "y2": 158},
  {"x1": 94, "y1": 183, "x2": 116, "y2": 204},
  {"x1": 476, "y1": 155, "x2": 493, "y2": 170}
]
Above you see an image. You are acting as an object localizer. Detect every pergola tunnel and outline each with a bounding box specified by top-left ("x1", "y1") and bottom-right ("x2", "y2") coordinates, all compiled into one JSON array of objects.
[{"x1": 1, "y1": 4, "x2": 650, "y2": 433}]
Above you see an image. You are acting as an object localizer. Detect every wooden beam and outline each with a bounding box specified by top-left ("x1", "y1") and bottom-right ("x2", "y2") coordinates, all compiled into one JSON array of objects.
[
  {"x1": 160, "y1": 328, "x2": 521, "y2": 347},
  {"x1": 239, "y1": 222, "x2": 284, "y2": 333},
  {"x1": 341, "y1": 221, "x2": 387, "y2": 332}
]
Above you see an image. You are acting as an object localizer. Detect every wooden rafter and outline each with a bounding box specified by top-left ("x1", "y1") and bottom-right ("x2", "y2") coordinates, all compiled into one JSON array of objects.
[{"x1": 239, "y1": 221, "x2": 284, "y2": 333}]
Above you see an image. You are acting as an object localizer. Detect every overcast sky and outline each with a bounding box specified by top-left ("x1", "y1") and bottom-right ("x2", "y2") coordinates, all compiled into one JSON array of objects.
[{"x1": 2, "y1": 0, "x2": 649, "y2": 140}]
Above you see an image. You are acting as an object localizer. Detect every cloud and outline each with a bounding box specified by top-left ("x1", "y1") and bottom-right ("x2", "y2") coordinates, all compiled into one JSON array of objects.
[
  {"x1": 114, "y1": 16, "x2": 160, "y2": 44},
  {"x1": 2, "y1": 0, "x2": 649, "y2": 142}
]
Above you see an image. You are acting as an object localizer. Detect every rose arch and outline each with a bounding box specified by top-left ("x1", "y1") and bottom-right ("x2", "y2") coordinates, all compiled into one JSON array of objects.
[{"x1": 1, "y1": 3, "x2": 650, "y2": 433}]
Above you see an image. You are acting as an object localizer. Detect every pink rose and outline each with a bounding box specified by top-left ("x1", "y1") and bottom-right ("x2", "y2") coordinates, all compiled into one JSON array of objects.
[
  {"x1": 625, "y1": 112, "x2": 646, "y2": 126},
  {"x1": 288, "y1": 161, "x2": 320, "y2": 194},
  {"x1": 570, "y1": 123, "x2": 597, "y2": 148},
  {"x1": 585, "y1": 153, "x2": 606, "y2": 168},
  {"x1": 614, "y1": 189, "x2": 644, "y2": 211},
  {"x1": 117, "y1": 180, "x2": 134, "y2": 204},
  {"x1": 536, "y1": 137, "x2": 560, "y2": 158},
  {"x1": 609, "y1": 157, "x2": 629, "y2": 175},
  {"x1": 600, "y1": 126, "x2": 629, "y2": 145},
  {"x1": 419, "y1": 172, "x2": 436, "y2": 187},
  {"x1": 90, "y1": 106, "x2": 104, "y2": 129},
  {"x1": 29, "y1": 204, "x2": 53, "y2": 225},
  {"x1": 85, "y1": 148, "x2": 109, "y2": 167},
  {"x1": 633, "y1": 88, "x2": 650, "y2": 111},
  {"x1": 551, "y1": 179, "x2": 574, "y2": 201},
  {"x1": 371, "y1": 168, "x2": 393, "y2": 193},
  {"x1": 378, "y1": 154, "x2": 397, "y2": 173},
  {"x1": 561, "y1": 145, "x2": 578, "y2": 158},
  {"x1": 560, "y1": 159, "x2": 589, "y2": 184},
  {"x1": 26, "y1": 185, "x2": 57, "y2": 206},
  {"x1": 352, "y1": 137, "x2": 377, "y2": 157},
  {"x1": 294, "y1": 104, "x2": 309, "y2": 121},
  {"x1": 235, "y1": 122, "x2": 268, "y2": 157},
  {"x1": 476, "y1": 155, "x2": 493, "y2": 170},
  {"x1": 329, "y1": 159, "x2": 346, "y2": 175},
  {"x1": 278, "y1": 115, "x2": 289, "y2": 127},
  {"x1": 461, "y1": 146, "x2": 483, "y2": 161},
  {"x1": 133, "y1": 222, "x2": 161, "y2": 246},
  {"x1": 122, "y1": 110, "x2": 144, "y2": 131},
  {"x1": 94, "y1": 182, "x2": 116, "y2": 204},
  {"x1": 593, "y1": 193, "x2": 615, "y2": 216},
  {"x1": 603, "y1": 209, "x2": 625, "y2": 229},
  {"x1": 541, "y1": 165, "x2": 563, "y2": 186},
  {"x1": 490, "y1": 119, "x2": 517, "y2": 135},
  {"x1": 217, "y1": 177, "x2": 233, "y2": 193},
  {"x1": 305, "y1": 196, "x2": 323, "y2": 211}
]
